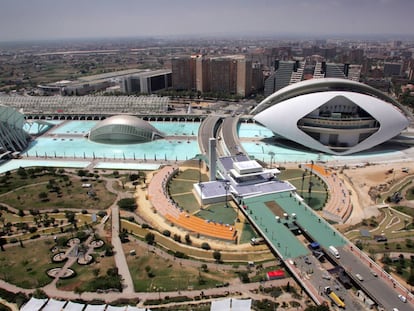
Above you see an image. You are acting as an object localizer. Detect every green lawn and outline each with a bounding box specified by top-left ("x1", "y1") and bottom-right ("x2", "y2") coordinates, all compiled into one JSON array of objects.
[
  {"x1": 196, "y1": 204, "x2": 237, "y2": 224},
  {"x1": 239, "y1": 222, "x2": 259, "y2": 244},
  {"x1": 0, "y1": 238, "x2": 59, "y2": 288},
  {"x1": 56, "y1": 254, "x2": 118, "y2": 292},
  {"x1": 0, "y1": 170, "x2": 116, "y2": 211},
  {"x1": 280, "y1": 169, "x2": 328, "y2": 211},
  {"x1": 123, "y1": 242, "x2": 237, "y2": 292}
]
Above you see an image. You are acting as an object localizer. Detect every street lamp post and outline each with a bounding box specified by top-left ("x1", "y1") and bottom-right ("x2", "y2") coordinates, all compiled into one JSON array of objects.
[
  {"x1": 198, "y1": 158, "x2": 202, "y2": 184},
  {"x1": 224, "y1": 181, "x2": 230, "y2": 208},
  {"x1": 301, "y1": 172, "x2": 306, "y2": 195},
  {"x1": 268, "y1": 151, "x2": 275, "y2": 168}
]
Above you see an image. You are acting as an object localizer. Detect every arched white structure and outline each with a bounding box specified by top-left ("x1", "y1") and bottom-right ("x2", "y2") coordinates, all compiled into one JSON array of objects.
[
  {"x1": 252, "y1": 78, "x2": 410, "y2": 155},
  {"x1": 89, "y1": 115, "x2": 164, "y2": 143},
  {"x1": 0, "y1": 105, "x2": 29, "y2": 154}
]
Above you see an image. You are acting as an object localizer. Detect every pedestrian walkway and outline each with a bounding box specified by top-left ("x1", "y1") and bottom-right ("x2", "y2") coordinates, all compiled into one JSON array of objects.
[
  {"x1": 148, "y1": 166, "x2": 236, "y2": 241},
  {"x1": 306, "y1": 163, "x2": 352, "y2": 223}
]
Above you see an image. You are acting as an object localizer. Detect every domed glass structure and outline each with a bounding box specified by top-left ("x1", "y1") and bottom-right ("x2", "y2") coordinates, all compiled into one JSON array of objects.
[{"x1": 89, "y1": 115, "x2": 164, "y2": 143}]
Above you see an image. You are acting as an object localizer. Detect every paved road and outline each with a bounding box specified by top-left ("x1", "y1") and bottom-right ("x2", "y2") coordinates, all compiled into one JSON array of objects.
[
  {"x1": 339, "y1": 247, "x2": 414, "y2": 311},
  {"x1": 220, "y1": 116, "x2": 248, "y2": 156},
  {"x1": 198, "y1": 115, "x2": 222, "y2": 154}
]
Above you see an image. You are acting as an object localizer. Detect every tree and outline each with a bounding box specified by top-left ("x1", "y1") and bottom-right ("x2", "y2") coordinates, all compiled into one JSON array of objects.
[
  {"x1": 145, "y1": 232, "x2": 155, "y2": 245},
  {"x1": 77, "y1": 169, "x2": 87, "y2": 177},
  {"x1": 129, "y1": 174, "x2": 139, "y2": 182},
  {"x1": 0, "y1": 237, "x2": 6, "y2": 251},
  {"x1": 17, "y1": 167, "x2": 27, "y2": 179},
  {"x1": 117, "y1": 198, "x2": 137, "y2": 212},
  {"x1": 185, "y1": 234, "x2": 192, "y2": 245},
  {"x1": 213, "y1": 250, "x2": 221, "y2": 262},
  {"x1": 201, "y1": 242, "x2": 210, "y2": 250},
  {"x1": 119, "y1": 229, "x2": 129, "y2": 243},
  {"x1": 65, "y1": 211, "x2": 76, "y2": 225},
  {"x1": 104, "y1": 244, "x2": 114, "y2": 256},
  {"x1": 38, "y1": 192, "x2": 48, "y2": 201}
]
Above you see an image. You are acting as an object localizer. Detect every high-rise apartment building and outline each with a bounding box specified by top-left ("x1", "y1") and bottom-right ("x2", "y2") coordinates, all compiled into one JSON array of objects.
[
  {"x1": 171, "y1": 55, "x2": 252, "y2": 97},
  {"x1": 171, "y1": 56, "x2": 196, "y2": 90}
]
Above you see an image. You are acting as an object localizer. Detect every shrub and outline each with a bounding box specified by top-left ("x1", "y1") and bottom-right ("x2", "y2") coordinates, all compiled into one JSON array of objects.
[
  {"x1": 97, "y1": 211, "x2": 107, "y2": 218},
  {"x1": 145, "y1": 233, "x2": 155, "y2": 245},
  {"x1": 117, "y1": 198, "x2": 137, "y2": 212},
  {"x1": 174, "y1": 251, "x2": 188, "y2": 259},
  {"x1": 185, "y1": 234, "x2": 192, "y2": 245},
  {"x1": 201, "y1": 242, "x2": 210, "y2": 250},
  {"x1": 239, "y1": 271, "x2": 250, "y2": 283},
  {"x1": 162, "y1": 230, "x2": 171, "y2": 237}
]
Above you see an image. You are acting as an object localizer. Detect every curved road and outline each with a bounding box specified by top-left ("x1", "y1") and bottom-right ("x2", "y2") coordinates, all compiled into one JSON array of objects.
[
  {"x1": 198, "y1": 115, "x2": 222, "y2": 154},
  {"x1": 219, "y1": 116, "x2": 248, "y2": 156}
]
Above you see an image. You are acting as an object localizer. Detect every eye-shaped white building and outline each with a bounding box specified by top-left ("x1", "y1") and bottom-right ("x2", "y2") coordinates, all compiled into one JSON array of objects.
[{"x1": 252, "y1": 78, "x2": 410, "y2": 155}]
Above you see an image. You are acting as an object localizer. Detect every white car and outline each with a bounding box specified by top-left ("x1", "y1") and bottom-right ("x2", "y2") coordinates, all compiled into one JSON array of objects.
[{"x1": 398, "y1": 294, "x2": 407, "y2": 303}]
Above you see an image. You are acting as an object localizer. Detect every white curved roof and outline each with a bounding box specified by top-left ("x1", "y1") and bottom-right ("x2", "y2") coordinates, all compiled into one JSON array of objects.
[
  {"x1": 91, "y1": 115, "x2": 158, "y2": 133},
  {"x1": 89, "y1": 115, "x2": 163, "y2": 143},
  {"x1": 253, "y1": 83, "x2": 409, "y2": 155},
  {"x1": 252, "y1": 78, "x2": 410, "y2": 118}
]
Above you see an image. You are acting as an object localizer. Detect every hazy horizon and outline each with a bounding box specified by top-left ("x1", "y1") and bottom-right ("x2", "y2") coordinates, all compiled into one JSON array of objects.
[{"x1": 0, "y1": 0, "x2": 413, "y2": 42}]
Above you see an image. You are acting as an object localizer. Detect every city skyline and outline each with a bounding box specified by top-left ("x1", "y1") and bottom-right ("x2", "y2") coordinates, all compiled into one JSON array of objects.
[{"x1": 0, "y1": 0, "x2": 413, "y2": 42}]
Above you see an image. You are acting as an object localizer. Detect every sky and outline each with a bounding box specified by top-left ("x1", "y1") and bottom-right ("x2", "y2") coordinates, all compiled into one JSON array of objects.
[{"x1": 0, "y1": 0, "x2": 413, "y2": 42}]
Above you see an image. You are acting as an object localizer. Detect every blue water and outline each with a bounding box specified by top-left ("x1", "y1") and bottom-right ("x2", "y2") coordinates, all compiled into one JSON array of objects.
[
  {"x1": 237, "y1": 123, "x2": 274, "y2": 138},
  {"x1": 242, "y1": 141, "x2": 325, "y2": 163},
  {"x1": 23, "y1": 120, "x2": 61, "y2": 135},
  {"x1": 0, "y1": 159, "x2": 90, "y2": 174},
  {"x1": 153, "y1": 121, "x2": 199, "y2": 136},
  {"x1": 48, "y1": 121, "x2": 200, "y2": 136},
  {"x1": 25, "y1": 137, "x2": 200, "y2": 161},
  {"x1": 15, "y1": 120, "x2": 405, "y2": 166},
  {"x1": 50, "y1": 121, "x2": 98, "y2": 134}
]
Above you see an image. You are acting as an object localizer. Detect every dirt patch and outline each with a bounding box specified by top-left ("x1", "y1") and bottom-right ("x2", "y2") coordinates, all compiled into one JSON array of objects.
[{"x1": 265, "y1": 201, "x2": 285, "y2": 217}]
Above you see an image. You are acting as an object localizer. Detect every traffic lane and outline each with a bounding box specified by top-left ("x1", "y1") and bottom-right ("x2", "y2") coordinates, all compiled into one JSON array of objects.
[
  {"x1": 339, "y1": 247, "x2": 414, "y2": 311},
  {"x1": 302, "y1": 255, "x2": 364, "y2": 310}
]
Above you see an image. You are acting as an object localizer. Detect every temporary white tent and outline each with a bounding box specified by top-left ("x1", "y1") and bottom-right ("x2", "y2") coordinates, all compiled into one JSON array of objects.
[
  {"x1": 231, "y1": 298, "x2": 252, "y2": 311},
  {"x1": 63, "y1": 301, "x2": 85, "y2": 311},
  {"x1": 20, "y1": 297, "x2": 48, "y2": 311},
  {"x1": 41, "y1": 298, "x2": 67, "y2": 311},
  {"x1": 210, "y1": 298, "x2": 231, "y2": 311},
  {"x1": 84, "y1": 305, "x2": 106, "y2": 311}
]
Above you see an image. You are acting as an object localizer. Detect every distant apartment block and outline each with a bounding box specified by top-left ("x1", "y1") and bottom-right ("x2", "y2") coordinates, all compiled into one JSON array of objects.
[
  {"x1": 383, "y1": 62, "x2": 403, "y2": 77},
  {"x1": 314, "y1": 62, "x2": 361, "y2": 81},
  {"x1": 171, "y1": 56, "x2": 196, "y2": 90},
  {"x1": 264, "y1": 60, "x2": 361, "y2": 97},
  {"x1": 171, "y1": 55, "x2": 252, "y2": 97},
  {"x1": 120, "y1": 69, "x2": 172, "y2": 94},
  {"x1": 264, "y1": 60, "x2": 305, "y2": 97}
]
